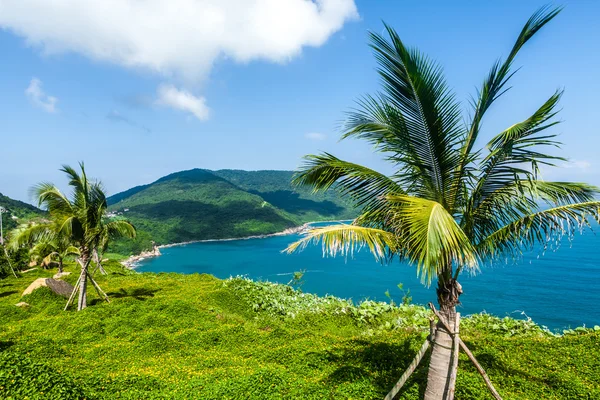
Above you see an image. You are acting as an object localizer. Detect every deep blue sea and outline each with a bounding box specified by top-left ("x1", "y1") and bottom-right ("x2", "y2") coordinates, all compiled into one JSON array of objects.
[{"x1": 137, "y1": 222, "x2": 600, "y2": 331}]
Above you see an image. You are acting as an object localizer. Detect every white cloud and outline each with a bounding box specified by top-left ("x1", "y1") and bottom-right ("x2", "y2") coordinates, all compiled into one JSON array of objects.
[
  {"x1": 156, "y1": 84, "x2": 210, "y2": 121},
  {"x1": 25, "y1": 78, "x2": 58, "y2": 113},
  {"x1": 305, "y1": 132, "x2": 326, "y2": 140},
  {"x1": 0, "y1": 0, "x2": 358, "y2": 83},
  {"x1": 562, "y1": 160, "x2": 592, "y2": 171}
]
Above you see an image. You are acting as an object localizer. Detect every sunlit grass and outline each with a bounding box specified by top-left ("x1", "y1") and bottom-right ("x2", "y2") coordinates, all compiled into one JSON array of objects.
[{"x1": 0, "y1": 261, "x2": 598, "y2": 399}]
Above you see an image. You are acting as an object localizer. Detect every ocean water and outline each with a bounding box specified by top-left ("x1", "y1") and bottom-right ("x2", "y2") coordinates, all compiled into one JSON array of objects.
[{"x1": 137, "y1": 222, "x2": 600, "y2": 331}]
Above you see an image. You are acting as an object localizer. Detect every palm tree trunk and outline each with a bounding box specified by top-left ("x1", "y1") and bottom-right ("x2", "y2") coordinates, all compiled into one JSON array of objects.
[
  {"x1": 77, "y1": 252, "x2": 89, "y2": 311},
  {"x1": 58, "y1": 256, "x2": 64, "y2": 273},
  {"x1": 424, "y1": 277, "x2": 463, "y2": 400}
]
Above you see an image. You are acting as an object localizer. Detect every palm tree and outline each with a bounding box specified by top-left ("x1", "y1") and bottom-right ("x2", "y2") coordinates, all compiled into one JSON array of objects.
[
  {"x1": 286, "y1": 6, "x2": 600, "y2": 399},
  {"x1": 29, "y1": 237, "x2": 80, "y2": 273},
  {"x1": 11, "y1": 221, "x2": 80, "y2": 273},
  {"x1": 32, "y1": 163, "x2": 136, "y2": 310}
]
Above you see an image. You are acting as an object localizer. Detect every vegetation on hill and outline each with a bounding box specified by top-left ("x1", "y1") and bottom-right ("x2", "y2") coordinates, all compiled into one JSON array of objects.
[
  {"x1": 0, "y1": 192, "x2": 45, "y2": 232},
  {"x1": 107, "y1": 169, "x2": 356, "y2": 255},
  {"x1": 0, "y1": 193, "x2": 46, "y2": 278},
  {"x1": 213, "y1": 170, "x2": 354, "y2": 222},
  {"x1": 0, "y1": 262, "x2": 598, "y2": 399}
]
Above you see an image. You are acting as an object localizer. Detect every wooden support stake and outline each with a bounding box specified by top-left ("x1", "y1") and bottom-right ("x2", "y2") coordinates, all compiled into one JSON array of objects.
[
  {"x1": 384, "y1": 319, "x2": 437, "y2": 400},
  {"x1": 3, "y1": 246, "x2": 18, "y2": 278},
  {"x1": 458, "y1": 339, "x2": 502, "y2": 400},
  {"x1": 64, "y1": 272, "x2": 82, "y2": 311},
  {"x1": 447, "y1": 313, "x2": 461, "y2": 400},
  {"x1": 384, "y1": 338, "x2": 430, "y2": 400},
  {"x1": 429, "y1": 317, "x2": 436, "y2": 342},
  {"x1": 92, "y1": 249, "x2": 107, "y2": 275},
  {"x1": 78, "y1": 258, "x2": 110, "y2": 303},
  {"x1": 88, "y1": 272, "x2": 110, "y2": 303}
]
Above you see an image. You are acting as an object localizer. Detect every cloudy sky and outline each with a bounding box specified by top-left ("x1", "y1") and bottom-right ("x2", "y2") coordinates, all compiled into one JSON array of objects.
[{"x1": 0, "y1": 0, "x2": 599, "y2": 203}]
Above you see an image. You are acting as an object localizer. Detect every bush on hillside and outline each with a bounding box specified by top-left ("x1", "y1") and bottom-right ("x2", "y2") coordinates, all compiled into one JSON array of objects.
[{"x1": 0, "y1": 351, "x2": 87, "y2": 400}]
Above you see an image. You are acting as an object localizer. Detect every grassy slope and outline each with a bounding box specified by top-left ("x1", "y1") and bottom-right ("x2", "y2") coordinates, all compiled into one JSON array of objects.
[
  {"x1": 0, "y1": 262, "x2": 598, "y2": 399},
  {"x1": 107, "y1": 169, "x2": 356, "y2": 255}
]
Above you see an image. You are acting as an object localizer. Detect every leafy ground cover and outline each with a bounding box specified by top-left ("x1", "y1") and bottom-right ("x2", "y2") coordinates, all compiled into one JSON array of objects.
[{"x1": 0, "y1": 262, "x2": 598, "y2": 399}]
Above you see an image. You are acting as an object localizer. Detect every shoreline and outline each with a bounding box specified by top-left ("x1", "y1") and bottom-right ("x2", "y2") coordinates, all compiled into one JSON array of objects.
[{"x1": 121, "y1": 222, "x2": 313, "y2": 269}]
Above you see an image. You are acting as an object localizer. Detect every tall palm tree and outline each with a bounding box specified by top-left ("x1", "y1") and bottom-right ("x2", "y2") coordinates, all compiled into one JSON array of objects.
[
  {"x1": 286, "y1": 6, "x2": 600, "y2": 399},
  {"x1": 32, "y1": 163, "x2": 136, "y2": 310}
]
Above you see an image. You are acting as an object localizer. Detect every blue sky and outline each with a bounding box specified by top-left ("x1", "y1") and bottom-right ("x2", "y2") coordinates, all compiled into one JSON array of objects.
[{"x1": 1, "y1": 0, "x2": 599, "y2": 203}]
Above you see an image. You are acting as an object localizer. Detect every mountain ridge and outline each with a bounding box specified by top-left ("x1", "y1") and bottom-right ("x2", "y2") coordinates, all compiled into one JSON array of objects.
[{"x1": 106, "y1": 168, "x2": 356, "y2": 255}]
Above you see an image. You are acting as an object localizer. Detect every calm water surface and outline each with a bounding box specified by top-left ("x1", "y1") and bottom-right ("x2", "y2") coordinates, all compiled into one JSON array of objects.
[{"x1": 137, "y1": 222, "x2": 600, "y2": 331}]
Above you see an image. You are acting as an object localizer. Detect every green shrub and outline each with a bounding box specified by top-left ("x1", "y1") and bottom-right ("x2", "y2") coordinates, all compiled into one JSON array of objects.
[{"x1": 0, "y1": 351, "x2": 87, "y2": 400}]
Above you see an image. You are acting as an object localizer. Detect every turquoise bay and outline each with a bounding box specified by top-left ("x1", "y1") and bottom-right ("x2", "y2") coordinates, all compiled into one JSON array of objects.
[{"x1": 137, "y1": 222, "x2": 600, "y2": 331}]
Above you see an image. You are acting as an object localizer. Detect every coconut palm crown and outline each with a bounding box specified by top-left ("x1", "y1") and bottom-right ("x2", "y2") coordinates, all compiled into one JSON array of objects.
[{"x1": 286, "y1": 6, "x2": 600, "y2": 398}]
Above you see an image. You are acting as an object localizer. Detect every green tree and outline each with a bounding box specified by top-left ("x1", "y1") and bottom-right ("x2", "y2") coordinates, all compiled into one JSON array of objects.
[
  {"x1": 30, "y1": 163, "x2": 136, "y2": 310},
  {"x1": 286, "y1": 6, "x2": 600, "y2": 399}
]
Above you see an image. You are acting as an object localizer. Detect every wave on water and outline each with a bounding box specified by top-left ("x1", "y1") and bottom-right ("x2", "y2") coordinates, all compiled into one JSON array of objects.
[{"x1": 274, "y1": 270, "x2": 325, "y2": 276}]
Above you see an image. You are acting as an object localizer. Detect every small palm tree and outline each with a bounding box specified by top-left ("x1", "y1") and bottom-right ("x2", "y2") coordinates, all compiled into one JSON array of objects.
[
  {"x1": 10, "y1": 221, "x2": 73, "y2": 272},
  {"x1": 30, "y1": 237, "x2": 80, "y2": 273},
  {"x1": 32, "y1": 163, "x2": 136, "y2": 310},
  {"x1": 286, "y1": 6, "x2": 600, "y2": 399}
]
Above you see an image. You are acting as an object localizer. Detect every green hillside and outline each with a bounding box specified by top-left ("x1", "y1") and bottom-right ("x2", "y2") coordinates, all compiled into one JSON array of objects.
[
  {"x1": 107, "y1": 169, "x2": 356, "y2": 255},
  {"x1": 213, "y1": 170, "x2": 354, "y2": 222},
  {"x1": 0, "y1": 192, "x2": 45, "y2": 233}
]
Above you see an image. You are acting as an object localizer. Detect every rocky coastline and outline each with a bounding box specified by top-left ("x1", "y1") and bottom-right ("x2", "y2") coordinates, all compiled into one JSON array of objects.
[{"x1": 120, "y1": 246, "x2": 162, "y2": 269}]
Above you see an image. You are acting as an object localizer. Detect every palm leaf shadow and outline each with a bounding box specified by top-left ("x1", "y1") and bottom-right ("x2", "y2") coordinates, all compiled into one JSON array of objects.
[{"x1": 107, "y1": 287, "x2": 161, "y2": 301}]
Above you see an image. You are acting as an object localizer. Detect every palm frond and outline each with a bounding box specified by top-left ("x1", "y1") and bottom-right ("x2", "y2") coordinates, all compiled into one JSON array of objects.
[
  {"x1": 105, "y1": 220, "x2": 136, "y2": 241},
  {"x1": 450, "y1": 5, "x2": 562, "y2": 210},
  {"x1": 65, "y1": 245, "x2": 80, "y2": 257},
  {"x1": 88, "y1": 181, "x2": 108, "y2": 229},
  {"x1": 464, "y1": 5, "x2": 562, "y2": 156},
  {"x1": 477, "y1": 201, "x2": 600, "y2": 259},
  {"x1": 345, "y1": 24, "x2": 464, "y2": 202},
  {"x1": 61, "y1": 163, "x2": 89, "y2": 214},
  {"x1": 293, "y1": 153, "x2": 404, "y2": 213},
  {"x1": 8, "y1": 222, "x2": 54, "y2": 250},
  {"x1": 469, "y1": 91, "x2": 564, "y2": 212},
  {"x1": 466, "y1": 180, "x2": 599, "y2": 243},
  {"x1": 342, "y1": 95, "x2": 433, "y2": 195},
  {"x1": 284, "y1": 224, "x2": 398, "y2": 262},
  {"x1": 33, "y1": 184, "x2": 73, "y2": 216},
  {"x1": 385, "y1": 195, "x2": 478, "y2": 283}
]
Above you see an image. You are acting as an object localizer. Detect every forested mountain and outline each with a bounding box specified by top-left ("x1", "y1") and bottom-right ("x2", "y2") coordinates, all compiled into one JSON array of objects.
[
  {"x1": 0, "y1": 192, "x2": 45, "y2": 233},
  {"x1": 107, "y1": 169, "x2": 356, "y2": 254}
]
